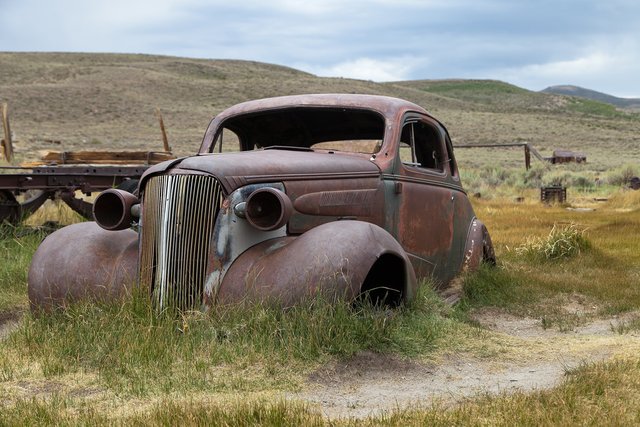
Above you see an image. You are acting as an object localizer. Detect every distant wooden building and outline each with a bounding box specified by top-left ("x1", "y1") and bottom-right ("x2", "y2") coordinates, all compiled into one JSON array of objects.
[{"x1": 546, "y1": 149, "x2": 587, "y2": 164}]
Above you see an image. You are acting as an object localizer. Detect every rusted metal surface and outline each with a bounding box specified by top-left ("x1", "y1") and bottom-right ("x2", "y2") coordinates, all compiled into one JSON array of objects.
[
  {"x1": 28, "y1": 222, "x2": 138, "y2": 312},
  {"x1": 92, "y1": 189, "x2": 140, "y2": 231},
  {"x1": 0, "y1": 190, "x2": 20, "y2": 223},
  {"x1": 0, "y1": 165, "x2": 148, "y2": 223},
  {"x1": 217, "y1": 221, "x2": 417, "y2": 306},
  {"x1": 29, "y1": 94, "x2": 495, "y2": 311}
]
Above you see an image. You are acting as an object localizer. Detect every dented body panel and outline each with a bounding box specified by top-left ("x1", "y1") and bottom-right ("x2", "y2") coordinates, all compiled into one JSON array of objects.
[{"x1": 28, "y1": 94, "x2": 494, "y2": 311}]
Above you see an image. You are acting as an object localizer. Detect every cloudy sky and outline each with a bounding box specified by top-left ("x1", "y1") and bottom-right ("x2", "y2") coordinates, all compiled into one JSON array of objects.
[{"x1": 1, "y1": 0, "x2": 639, "y2": 97}]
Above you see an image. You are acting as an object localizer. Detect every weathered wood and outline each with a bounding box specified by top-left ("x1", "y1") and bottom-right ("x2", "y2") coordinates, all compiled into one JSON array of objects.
[
  {"x1": 1, "y1": 103, "x2": 14, "y2": 163},
  {"x1": 155, "y1": 108, "x2": 171, "y2": 153},
  {"x1": 20, "y1": 150, "x2": 174, "y2": 167}
]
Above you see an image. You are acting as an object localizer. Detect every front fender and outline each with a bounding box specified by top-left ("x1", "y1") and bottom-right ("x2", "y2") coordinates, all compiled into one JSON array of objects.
[
  {"x1": 216, "y1": 220, "x2": 417, "y2": 306},
  {"x1": 28, "y1": 222, "x2": 138, "y2": 312}
]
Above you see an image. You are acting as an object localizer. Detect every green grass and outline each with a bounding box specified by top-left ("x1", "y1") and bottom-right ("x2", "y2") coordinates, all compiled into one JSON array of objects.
[
  {"x1": 1, "y1": 283, "x2": 453, "y2": 397},
  {"x1": 567, "y1": 97, "x2": 631, "y2": 118},
  {"x1": 406, "y1": 79, "x2": 545, "y2": 110},
  {"x1": 515, "y1": 223, "x2": 590, "y2": 261},
  {"x1": 0, "y1": 224, "x2": 48, "y2": 312}
]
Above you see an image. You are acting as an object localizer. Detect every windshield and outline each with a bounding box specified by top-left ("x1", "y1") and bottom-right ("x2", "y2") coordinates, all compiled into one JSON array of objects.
[{"x1": 211, "y1": 107, "x2": 385, "y2": 154}]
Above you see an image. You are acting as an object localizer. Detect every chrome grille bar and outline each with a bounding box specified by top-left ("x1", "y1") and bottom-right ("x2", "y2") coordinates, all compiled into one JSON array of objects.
[{"x1": 140, "y1": 174, "x2": 222, "y2": 312}]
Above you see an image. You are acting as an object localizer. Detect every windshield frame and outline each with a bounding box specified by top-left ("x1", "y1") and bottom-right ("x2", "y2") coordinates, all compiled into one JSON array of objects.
[{"x1": 208, "y1": 106, "x2": 387, "y2": 155}]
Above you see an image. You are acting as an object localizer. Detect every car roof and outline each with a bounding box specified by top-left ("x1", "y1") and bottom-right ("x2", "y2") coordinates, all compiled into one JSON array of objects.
[{"x1": 200, "y1": 94, "x2": 433, "y2": 152}]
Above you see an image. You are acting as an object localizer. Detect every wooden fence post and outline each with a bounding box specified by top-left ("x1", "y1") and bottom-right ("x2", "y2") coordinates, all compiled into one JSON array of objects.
[
  {"x1": 1, "y1": 103, "x2": 14, "y2": 163},
  {"x1": 155, "y1": 108, "x2": 171, "y2": 153}
]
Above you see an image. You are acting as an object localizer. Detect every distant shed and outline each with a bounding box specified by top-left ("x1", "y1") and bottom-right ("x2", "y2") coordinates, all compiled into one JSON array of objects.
[{"x1": 547, "y1": 149, "x2": 587, "y2": 164}]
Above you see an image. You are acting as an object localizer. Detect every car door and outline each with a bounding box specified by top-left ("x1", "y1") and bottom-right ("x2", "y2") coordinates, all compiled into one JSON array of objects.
[{"x1": 385, "y1": 115, "x2": 456, "y2": 284}]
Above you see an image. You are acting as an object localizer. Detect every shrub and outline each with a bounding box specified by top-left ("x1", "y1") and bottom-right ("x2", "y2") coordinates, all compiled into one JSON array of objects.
[
  {"x1": 515, "y1": 223, "x2": 590, "y2": 260},
  {"x1": 606, "y1": 164, "x2": 639, "y2": 186},
  {"x1": 542, "y1": 170, "x2": 595, "y2": 189}
]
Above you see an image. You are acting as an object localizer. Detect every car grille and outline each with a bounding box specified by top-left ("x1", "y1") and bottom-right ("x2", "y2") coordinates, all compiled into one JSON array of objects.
[{"x1": 139, "y1": 174, "x2": 223, "y2": 311}]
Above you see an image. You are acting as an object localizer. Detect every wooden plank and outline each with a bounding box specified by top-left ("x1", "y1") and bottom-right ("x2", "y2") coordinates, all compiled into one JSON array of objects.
[
  {"x1": 155, "y1": 108, "x2": 171, "y2": 153},
  {"x1": 28, "y1": 150, "x2": 175, "y2": 166},
  {"x1": 1, "y1": 103, "x2": 14, "y2": 163}
]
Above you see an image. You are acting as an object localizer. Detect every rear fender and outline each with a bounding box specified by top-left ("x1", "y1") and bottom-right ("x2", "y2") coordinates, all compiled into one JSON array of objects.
[
  {"x1": 28, "y1": 222, "x2": 138, "y2": 312},
  {"x1": 216, "y1": 220, "x2": 417, "y2": 306},
  {"x1": 462, "y1": 219, "x2": 496, "y2": 272}
]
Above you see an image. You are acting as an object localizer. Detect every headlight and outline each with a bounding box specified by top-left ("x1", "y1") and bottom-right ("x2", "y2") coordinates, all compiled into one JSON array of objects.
[
  {"x1": 93, "y1": 189, "x2": 140, "y2": 230},
  {"x1": 245, "y1": 187, "x2": 292, "y2": 231}
]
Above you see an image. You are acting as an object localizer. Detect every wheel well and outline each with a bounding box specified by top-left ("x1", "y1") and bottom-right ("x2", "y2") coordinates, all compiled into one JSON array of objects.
[{"x1": 358, "y1": 253, "x2": 406, "y2": 307}]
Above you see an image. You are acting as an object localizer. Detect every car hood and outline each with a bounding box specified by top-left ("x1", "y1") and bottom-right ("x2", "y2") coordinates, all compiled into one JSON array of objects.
[{"x1": 141, "y1": 149, "x2": 381, "y2": 193}]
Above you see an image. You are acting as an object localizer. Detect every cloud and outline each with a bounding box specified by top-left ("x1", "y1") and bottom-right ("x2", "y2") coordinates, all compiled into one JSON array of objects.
[
  {"x1": 520, "y1": 53, "x2": 613, "y2": 78},
  {"x1": 1, "y1": 0, "x2": 639, "y2": 97},
  {"x1": 310, "y1": 57, "x2": 418, "y2": 82},
  {"x1": 485, "y1": 37, "x2": 640, "y2": 96}
]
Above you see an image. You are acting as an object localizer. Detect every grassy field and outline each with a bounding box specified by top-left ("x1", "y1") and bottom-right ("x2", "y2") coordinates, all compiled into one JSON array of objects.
[{"x1": 1, "y1": 191, "x2": 640, "y2": 424}]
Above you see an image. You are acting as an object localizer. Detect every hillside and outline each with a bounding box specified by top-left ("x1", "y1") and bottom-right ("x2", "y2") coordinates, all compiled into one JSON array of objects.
[
  {"x1": 1, "y1": 53, "x2": 638, "y2": 169},
  {"x1": 542, "y1": 85, "x2": 640, "y2": 110}
]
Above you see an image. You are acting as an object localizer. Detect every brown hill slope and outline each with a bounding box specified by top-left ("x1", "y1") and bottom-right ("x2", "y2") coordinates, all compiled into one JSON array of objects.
[{"x1": 1, "y1": 53, "x2": 638, "y2": 168}]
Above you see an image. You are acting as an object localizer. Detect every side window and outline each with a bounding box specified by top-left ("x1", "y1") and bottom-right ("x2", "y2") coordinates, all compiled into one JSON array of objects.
[{"x1": 399, "y1": 120, "x2": 445, "y2": 172}]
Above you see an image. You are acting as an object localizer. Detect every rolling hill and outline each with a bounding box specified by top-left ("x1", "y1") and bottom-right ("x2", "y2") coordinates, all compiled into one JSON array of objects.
[
  {"x1": 1, "y1": 52, "x2": 638, "y2": 169},
  {"x1": 542, "y1": 85, "x2": 640, "y2": 110}
]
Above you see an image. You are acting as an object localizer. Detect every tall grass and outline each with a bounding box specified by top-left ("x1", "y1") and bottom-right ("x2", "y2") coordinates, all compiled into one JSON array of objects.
[
  {"x1": 3, "y1": 284, "x2": 452, "y2": 396},
  {"x1": 0, "y1": 224, "x2": 50, "y2": 311},
  {"x1": 515, "y1": 223, "x2": 590, "y2": 261}
]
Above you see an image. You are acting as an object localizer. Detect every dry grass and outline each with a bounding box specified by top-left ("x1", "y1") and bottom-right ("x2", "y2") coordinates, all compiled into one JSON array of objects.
[{"x1": 2, "y1": 53, "x2": 639, "y2": 172}]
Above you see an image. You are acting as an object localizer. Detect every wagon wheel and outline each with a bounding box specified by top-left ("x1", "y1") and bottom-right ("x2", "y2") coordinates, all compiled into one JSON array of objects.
[{"x1": 0, "y1": 190, "x2": 20, "y2": 225}]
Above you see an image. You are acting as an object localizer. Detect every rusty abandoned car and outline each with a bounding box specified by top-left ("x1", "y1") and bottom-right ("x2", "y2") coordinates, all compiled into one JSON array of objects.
[{"x1": 28, "y1": 94, "x2": 495, "y2": 311}]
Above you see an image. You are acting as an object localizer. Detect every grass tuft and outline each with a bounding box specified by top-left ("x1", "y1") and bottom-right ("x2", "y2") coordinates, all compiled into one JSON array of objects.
[{"x1": 515, "y1": 223, "x2": 590, "y2": 261}]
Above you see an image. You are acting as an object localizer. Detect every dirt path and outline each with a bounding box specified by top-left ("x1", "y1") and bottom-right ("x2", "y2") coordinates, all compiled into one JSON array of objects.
[{"x1": 292, "y1": 308, "x2": 640, "y2": 419}]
